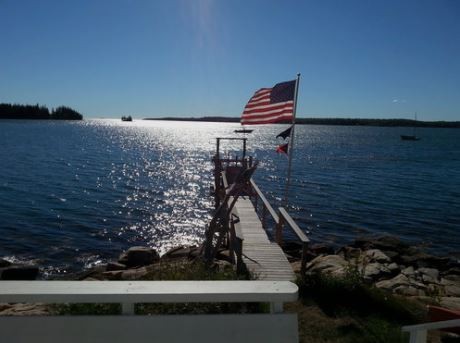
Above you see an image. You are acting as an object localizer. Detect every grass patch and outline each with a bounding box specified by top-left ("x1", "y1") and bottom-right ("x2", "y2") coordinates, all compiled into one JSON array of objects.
[
  {"x1": 54, "y1": 259, "x2": 260, "y2": 315},
  {"x1": 294, "y1": 271, "x2": 428, "y2": 343}
]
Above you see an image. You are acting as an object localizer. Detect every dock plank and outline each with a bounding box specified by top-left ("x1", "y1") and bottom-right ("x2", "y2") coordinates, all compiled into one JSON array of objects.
[{"x1": 232, "y1": 196, "x2": 295, "y2": 281}]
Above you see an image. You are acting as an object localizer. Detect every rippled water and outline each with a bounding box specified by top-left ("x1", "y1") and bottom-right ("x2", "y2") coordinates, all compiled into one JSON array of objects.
[{"x1": 0, "y1": 120, "x2": 459, "y2": 274}]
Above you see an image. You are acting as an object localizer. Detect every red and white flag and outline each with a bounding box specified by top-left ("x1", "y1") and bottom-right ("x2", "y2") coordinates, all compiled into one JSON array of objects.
[{"x1": 241, "y1": 80, "x2": 296, "y2": 125}]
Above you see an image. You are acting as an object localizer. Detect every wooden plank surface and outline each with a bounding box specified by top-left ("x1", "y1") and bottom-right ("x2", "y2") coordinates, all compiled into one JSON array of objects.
[{"x1": 232, "y1": 196, "x2": 295, "y2": 281}]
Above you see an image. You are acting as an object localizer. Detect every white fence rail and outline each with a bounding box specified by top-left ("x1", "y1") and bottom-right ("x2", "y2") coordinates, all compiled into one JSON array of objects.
[
  {"x1": 402, "y1": 319, "x2": 460, "y2": 343},
  {"x1": 0, "y1": 280, "x2": 299, "y2": 343}
]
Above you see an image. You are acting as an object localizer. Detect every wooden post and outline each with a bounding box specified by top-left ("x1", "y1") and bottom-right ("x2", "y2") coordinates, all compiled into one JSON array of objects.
[
  {"x1": 262, "y1": 205, "x2": 268, "y2": 229},
  {"x1": 275, "y1": 214, "x2": 284, "y2": 245},
  {"x1": 122, "y1": 302, "x2": 134, "y2": 315},
  {"x1": 301, "y1": 242, "x2": 308, "y2": 276},
  {"x1": 235, "y1": 237, "x2": 244, "y2": 274}
]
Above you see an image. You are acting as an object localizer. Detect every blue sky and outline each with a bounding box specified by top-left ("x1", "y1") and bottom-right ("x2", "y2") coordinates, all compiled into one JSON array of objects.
[{"x1": 0, "y1": 0, "x2": 459, "y2": 120}]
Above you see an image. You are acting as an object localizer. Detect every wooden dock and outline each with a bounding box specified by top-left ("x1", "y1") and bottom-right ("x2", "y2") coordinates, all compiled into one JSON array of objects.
[
  {"x1": 205, "y1": 137, "x2": 309, "y2": 282},
  {"x1": 232, "y1": 196, "x2": 295, "y2": 281}
]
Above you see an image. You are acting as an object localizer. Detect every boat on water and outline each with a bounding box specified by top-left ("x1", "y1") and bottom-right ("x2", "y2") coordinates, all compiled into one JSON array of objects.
[
  {"x1": 234, "y1": 129, "x2": 253, "y2": 133},
  {"x1": 400, "y1": 135, "x2": 420, "y2": 141},
  {"x1": 400, "y1": 112, "x2": 420, "y2": 141},
  {"x1": 121, "y1": 115, "x2": 133, "y2": 122}
]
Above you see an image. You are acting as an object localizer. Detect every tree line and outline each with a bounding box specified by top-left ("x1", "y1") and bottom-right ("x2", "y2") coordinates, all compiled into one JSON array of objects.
[
  {"x1": 0, "y1": 103, "x2": 83, "y2": 120},
  {"x1": 144, "y1": 116, "x2": 460, "y2": 128}
]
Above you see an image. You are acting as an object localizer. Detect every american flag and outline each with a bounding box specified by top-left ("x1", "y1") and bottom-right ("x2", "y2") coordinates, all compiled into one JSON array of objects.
[{"x1": 241, "y1": 80, "x2": 296, "y2": 125}]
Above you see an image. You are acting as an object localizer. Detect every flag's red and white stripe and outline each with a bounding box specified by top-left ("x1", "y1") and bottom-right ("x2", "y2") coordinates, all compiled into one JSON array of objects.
[{"x1": 241, "y1": 88, "x2": 294, "y2": 125}]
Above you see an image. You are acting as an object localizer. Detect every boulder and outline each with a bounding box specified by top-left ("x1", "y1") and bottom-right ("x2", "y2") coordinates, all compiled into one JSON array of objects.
[
  {"x1": 309, "y1": 244, "x2": 335, "y2": 256},
  {"x1": 401, "y1": 266, "x2": 416, "y2": 277},
  {"x1": 337, "y1": 246, "x2": 362, "y2": 261},
  {"x1": 120, "y1": 267, "x2": 150, "y2": 280},
  {"x1": 399, "y1": 252, "x2": 450, "y2": 270},
  {"x1": 1, "y1": 265, "x2": 39, "y2": 280},
  {"x1": 118, "y1": 246, "x2": 159, "y2": 267},
  {"x1": 306, "y1": 255, "x2": 348, "y2": 277},
  {"x1": 387, "y1": 262, "x2": 400, "y2": 273},
  {"x1": 376, "y1": 273, "x2": 410, "y2": 291},
  {"x1": 364, "y1": 249, "x2": 391, "y2": 263},
  {"x1": 0, "y1": 303, "x2": 50, "y2": 316},
  {"x1": 440, "y1": 297, "x2": 460, "y2": 311},
  {"x1": 0, "y1": 258, "x2": 12, "y2": 268},
  {"x1": 394, "y1": 286, "x2": 425, "y2": 297},
  {"x1": 106, "y1": 262, "x2": 127, "y2": 271},
  {"x1": 445, "y1": 285, "x2": 460, "y2": 297},
  {"x1": 362, "y1": 262, "x2": 392, "y2": 281},
  {"x1": 162, "y1": 246, "x2": 193, "y2": 260},
  {"x1": 418, "y1": 268, "x2": 440, "y2": 283}
]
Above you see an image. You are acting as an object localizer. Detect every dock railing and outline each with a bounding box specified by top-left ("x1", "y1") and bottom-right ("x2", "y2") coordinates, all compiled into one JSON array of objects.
[
  {"x1": 250, "y1": 179, "x2": 310, "y2": 274},
  {"x1": 0, "y1": 280, "x2": 299, "y2": 343},
  {"x1": 402, "y1": 319, "x2": 460, "y2": 343}
]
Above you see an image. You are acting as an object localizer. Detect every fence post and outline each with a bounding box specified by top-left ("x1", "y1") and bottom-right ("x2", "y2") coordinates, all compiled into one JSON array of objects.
[
  {"x1": 122, "y1": 303, "x2": 135, "y2": 315},
  {"x1": 301, "y1": 242, "x2": 308, "y2": 275},
  {"x1": 275, "y1": 214, "x2": 284, "y2": 245},
  {"x1": 235, "y1": 237, "x2": 245, "y2": 274},
  {"x1": 261, "y1": 205, "x2": 268, "y2": 229}
]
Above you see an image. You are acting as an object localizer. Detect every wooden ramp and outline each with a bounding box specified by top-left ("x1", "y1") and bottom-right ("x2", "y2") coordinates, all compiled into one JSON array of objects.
[{"x1": 232, "y1": 196, "x2": 295, "y2": 281}]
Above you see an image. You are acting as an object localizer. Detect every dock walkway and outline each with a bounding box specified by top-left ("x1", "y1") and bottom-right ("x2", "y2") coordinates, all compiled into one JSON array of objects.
[{"x1": 231, "y1": 196, "x2": 295, "y2": 281}]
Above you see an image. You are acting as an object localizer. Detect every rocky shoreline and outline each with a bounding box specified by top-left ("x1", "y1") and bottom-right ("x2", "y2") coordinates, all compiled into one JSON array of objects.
[
  {"x1": 287, "y1": 236, "x2": 460, "y2": 310},
  {"x1": 1, "y1": 235, "x2": 459, "y2": 315}
]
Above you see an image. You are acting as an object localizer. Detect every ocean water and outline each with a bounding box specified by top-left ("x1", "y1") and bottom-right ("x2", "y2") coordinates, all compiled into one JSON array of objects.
[{"x1": 0, "y1": 119, "x2": 459, "y2": 275}]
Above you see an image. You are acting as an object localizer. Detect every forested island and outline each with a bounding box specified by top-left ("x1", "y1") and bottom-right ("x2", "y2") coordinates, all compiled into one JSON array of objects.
[
  {"x1": 0, "y1": 103, "x2": 83, "y2": 120},
  {"x1": 144, "y1": 116, "x2": 460, "y2": 128}
]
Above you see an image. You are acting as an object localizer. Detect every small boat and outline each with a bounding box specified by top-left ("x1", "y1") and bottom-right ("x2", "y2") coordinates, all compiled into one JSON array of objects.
[
  {"x1": 400, "y1": 112, "x2": 420, "y2": 141},
  {"x1": 121, "y1": 115, "x2": 133, "y2": 122},
  {"x1": 400, "y1": 135, "x2": 420, "y2": 141},
  {"x1": 234, "y1": 129, "x2": 253, "y2": 134}
]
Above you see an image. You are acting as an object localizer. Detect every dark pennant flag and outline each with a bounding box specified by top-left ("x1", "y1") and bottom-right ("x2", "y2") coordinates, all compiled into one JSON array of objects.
[
  {"x1": 241, "y1": 80, "x2": 296, "y2": 125},
  {"x1": 276, "y1": 125, "x2": 293, "y2": 140}
]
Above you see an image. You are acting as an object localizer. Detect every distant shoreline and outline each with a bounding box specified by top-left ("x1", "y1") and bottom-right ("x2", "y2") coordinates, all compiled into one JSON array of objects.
[{"x1": 144, "y1": 116, "x2": 460, "y2": 128}]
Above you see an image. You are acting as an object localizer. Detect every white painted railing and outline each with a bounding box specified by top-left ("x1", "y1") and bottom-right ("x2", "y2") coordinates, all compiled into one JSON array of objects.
[
  {"x1": 402, "y1": 319, "x2": 460, "y2": 343},
  {"x1": 0, "y1": 280, "x2": 299, "y2": 343}
]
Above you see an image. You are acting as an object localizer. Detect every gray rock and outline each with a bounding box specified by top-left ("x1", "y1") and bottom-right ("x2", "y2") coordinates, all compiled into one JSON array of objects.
[
  {"x1": 118, "y1": 246, "x2": 159, "y2": 267},
  {"x1": 337, "y1": 246, "x2": 362, "y2": 260},
  {"x1": 363, "y1": 262, "x2": 391, "y2": 281},
  {"x1": 162, "y1": 246, "x2": 193, "y2": 260},
  {"x1": 1, "y1": 265, "x2": 39, "y2": 280},
  {"x1": 306, "y1": 255, "x2": 348, "y2": 277},
  {"x1": 106, "y1": 262, "x2": 127, "y2": 271},
  {"x1": 310, "y1": 244, "x2": 335, "y2": 256},
  {"x1": 364, "y1": 249, "x2": 391, "y2": 263},
  {"x1": 440, "y1": 297, "x2": 460, "y2": 310},
  {"x1": 387, "y1": 262, "x2": 400, "y2": 273},
  {"x1": 399, "y1": 252, "x2": 450, "y2": 270},
  {"x1": 0, "y1": 303, "x2": 50, "y2": 316},
  {"x1": 376, "y1": 273, "x2": 410, "y2": 290},
  {"x1": 401, "y1": 266, "x2": 415, "y2": 277},
  {"x1": 394, "y1": 285, "x2": 425, "y2": 297},
  {"x1": 445, "y1": 285, "x2": 460, "y2": 297},
  {"x1": 418, "y1": 267, "x2": 440, "y2": 283},
  {"x1": 120, "y1": 267, "x2": 150, "y2": 280},
  {"x1": 443, "y1": 273, "x2": 460, "y2": 283},
  {"x1": 0, "y1": 258, "x2": 12, "y2": 268}
]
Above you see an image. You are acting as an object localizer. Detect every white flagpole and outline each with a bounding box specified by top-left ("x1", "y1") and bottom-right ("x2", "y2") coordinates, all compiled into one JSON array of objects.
[{"x1": 283, "y1": 73, "x2": 301, "y2": 208}]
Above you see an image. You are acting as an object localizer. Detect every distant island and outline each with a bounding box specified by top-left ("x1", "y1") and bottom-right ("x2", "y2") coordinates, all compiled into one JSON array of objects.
[
  {"x1": 0, "y1": 103, "x2": 83, "y2": 120},
  {"x1": 144, "y1": 116, "x2": 460, "y2": 128}
]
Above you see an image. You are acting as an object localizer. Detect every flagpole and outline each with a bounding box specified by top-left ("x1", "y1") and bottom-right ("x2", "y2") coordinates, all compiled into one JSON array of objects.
[{"x1": 283, "y1": 73, "x2": 301, "y2": 208}]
